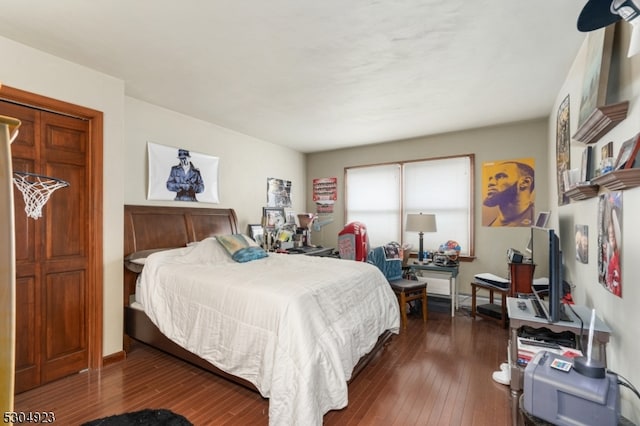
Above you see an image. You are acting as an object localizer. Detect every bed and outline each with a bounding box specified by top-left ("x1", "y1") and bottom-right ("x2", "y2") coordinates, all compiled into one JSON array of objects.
[{"x1": 123, "y1": 205, "x2": 399, "y2": 426}]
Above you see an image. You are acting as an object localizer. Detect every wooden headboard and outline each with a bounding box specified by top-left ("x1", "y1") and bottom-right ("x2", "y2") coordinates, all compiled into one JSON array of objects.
[
  {"x1": 124, "y1": 205, "x2": 238, "y2": 255},
  {"x1": 123, "y1": 205, "x2": 238, "y2": 305}
]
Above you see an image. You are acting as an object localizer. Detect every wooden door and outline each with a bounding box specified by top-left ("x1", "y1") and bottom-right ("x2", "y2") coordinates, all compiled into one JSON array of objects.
[{"x1": 2, "y1": 100, "x2": 91, "y2": 393}]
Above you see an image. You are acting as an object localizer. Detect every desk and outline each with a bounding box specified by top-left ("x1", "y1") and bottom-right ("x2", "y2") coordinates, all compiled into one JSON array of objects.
[
  {"x1": 507, "y1": 297, "x2": 611, "y2": 392},
  {"x1": 410, "y1": 262, "x2": 459, "y2": 317},
  {"x1": 506, "y1": 297, "x2": 612, "y2": 424}
]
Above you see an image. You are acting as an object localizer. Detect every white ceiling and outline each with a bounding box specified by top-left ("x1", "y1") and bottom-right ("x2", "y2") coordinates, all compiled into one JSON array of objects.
[{"x1": 0, "y1": 1, "x2": 586, "y2": 153}]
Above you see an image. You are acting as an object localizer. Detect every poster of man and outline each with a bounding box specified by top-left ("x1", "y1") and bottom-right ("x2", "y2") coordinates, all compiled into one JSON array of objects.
[
  {"x1": 147, "y1": 142, "x2": 219, "y2": 203},
  {"x1": 482, "y1": 158, "x2": 535, "y2": 227},
  {"x1": 166, "y1": 149, "x2": 204, "y2": 201},
  {"x1": 598, "y1": 192, "x2": 622, "y2": 297}
]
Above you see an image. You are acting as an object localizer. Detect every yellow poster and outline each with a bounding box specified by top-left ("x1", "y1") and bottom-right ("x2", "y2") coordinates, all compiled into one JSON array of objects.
[{"x1": 482, "y1": 158, "x2": 535, "y2": 227}]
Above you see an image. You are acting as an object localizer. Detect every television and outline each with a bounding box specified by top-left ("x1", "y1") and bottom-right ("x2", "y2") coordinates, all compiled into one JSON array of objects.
[{"x1": 530, "y1": 226, "x2": 565, "y2": 323}]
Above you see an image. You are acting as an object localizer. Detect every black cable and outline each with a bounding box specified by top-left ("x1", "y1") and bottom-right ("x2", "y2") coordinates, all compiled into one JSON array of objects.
[
  {"x1": 565, "y1": 303, "x2": 584, "y2": 352},
  {"x1": 554, "y1": 306, "x2": 640, "y2": 403},
  {"x1": 609, "y1": 370, "x2": 640, "y2": 400}
]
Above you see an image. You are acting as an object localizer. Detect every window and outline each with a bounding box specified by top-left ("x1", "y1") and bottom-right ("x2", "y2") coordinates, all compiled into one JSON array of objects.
[{"x1": 345, "y1": 155, "x2": 474, "y2": 257}]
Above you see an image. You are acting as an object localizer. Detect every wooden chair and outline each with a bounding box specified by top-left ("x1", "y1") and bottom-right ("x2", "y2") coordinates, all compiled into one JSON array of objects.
[{"x1": 389, "y1": 279, "x2": 428, "y2": 329}]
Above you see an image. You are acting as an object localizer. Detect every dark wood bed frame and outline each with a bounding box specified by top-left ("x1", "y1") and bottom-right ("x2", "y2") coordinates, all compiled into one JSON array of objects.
[{"x1": 123, "y1": 204, "x2": 392, "y2": 392}]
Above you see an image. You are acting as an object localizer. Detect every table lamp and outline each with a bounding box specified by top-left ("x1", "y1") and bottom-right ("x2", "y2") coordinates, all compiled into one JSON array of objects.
[{"x1": 406, "y1": 213, "x2": 437, "y2": 262}]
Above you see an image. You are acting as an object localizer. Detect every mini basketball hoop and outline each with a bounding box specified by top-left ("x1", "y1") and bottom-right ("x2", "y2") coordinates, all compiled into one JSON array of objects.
[{"x1": 13, "y1": 171, "x2": 70, "y2": 219}]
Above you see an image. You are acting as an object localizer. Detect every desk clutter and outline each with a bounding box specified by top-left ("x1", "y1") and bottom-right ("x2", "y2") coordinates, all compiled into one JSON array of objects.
[{"x1": 516, "y1": 332, "x2": 581, "y2": 368}]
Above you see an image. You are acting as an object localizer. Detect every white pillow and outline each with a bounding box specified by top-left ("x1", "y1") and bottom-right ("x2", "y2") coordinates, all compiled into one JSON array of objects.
[{"x1": 189, "y1": 237, "x2": 236, "y2": 264}]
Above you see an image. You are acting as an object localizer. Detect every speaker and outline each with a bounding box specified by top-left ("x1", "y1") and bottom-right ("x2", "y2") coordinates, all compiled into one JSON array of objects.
[{"x1": 508, "y1": 248, "x2": 523, "y2": 263}]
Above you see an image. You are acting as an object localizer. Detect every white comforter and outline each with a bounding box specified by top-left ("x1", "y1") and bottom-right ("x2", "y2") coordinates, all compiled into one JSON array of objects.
[{"x1": 138, "y1": 238, "x2": 399, "y2": 426}]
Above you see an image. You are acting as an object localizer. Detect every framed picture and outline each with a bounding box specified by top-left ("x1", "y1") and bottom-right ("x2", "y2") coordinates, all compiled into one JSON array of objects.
[
  {"x1": 248, "y1": 224, "x2": 264, "y2": 244},
  {"x1": 578, "y1": 25, "x2": 615, "y2": 127},
  {"x1": 556, "y1": 94, "x2": 570, "y2": 206},
  {"x1": 600, "y1": 141, "x2": 614, "y2": 173},
  {"x1": 147, "y1": 142, "x2": 220, "y2": 203},
  {"x1": 613, "y1": 137, "x2": 636, "y2": 170},
  {"x1": 575, "y1": 224, "x2": 588, "y2": 264},
  {"x1": 615, "y1": 134, "x2": 640, "y2": 170},
  {"x1": 601, "y1": 141, "x2": 614, "y2": 159},
  {"x1": 262, "y1": 207, "x2": 286, "y2": 229}
]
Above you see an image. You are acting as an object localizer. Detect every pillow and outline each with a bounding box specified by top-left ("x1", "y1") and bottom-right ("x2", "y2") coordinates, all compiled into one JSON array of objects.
[
  {"x1": 217, "y1": 234, "x2": 268, "y2": 263},
  {"x1": 188, "y1": 237, "x2": 235, "y2": 264},
  {"x1": 124, "y1": 248, "x2": 179, "y2": 273}
]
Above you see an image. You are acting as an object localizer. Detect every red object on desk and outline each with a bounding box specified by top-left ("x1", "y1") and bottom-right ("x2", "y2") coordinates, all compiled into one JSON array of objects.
[{"x1": 338, "y1": 222, "x2": 369, "y2": 261}]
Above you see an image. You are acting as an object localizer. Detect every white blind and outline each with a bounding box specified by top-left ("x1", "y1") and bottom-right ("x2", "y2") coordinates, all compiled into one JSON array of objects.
[
  {"x1": 345, "y1": 164, "x2": 401, "y2": 248},
  {"x1": 345, "y1": 156, "x2": 472, "y2": 255},
  {"x1": 403, "y1": 157, "x2": 470, "y2": 254}
]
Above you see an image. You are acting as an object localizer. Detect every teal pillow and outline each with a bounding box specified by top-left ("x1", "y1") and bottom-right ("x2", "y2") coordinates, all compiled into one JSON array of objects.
[
  {"x1": 217, "y1": 234, "x2": 268, "y2": 263},
  {"x1": 231, "y1": 246, "x2": 269, "y2": 263}
]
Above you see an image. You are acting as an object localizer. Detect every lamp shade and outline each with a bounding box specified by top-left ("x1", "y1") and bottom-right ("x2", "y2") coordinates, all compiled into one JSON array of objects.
[{"x1": 406, "y1": 213, "x2": 437, "y2": 233}]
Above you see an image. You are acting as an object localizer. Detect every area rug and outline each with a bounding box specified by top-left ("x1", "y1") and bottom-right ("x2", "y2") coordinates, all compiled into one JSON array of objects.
[{"x1": 82, "y1": 409, "x2": 192, "y2": 426}]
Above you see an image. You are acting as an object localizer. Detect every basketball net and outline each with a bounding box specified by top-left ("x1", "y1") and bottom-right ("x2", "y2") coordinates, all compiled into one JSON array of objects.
[{"x1": 12, "y1": 172, "x2": 70, "y2": 219}]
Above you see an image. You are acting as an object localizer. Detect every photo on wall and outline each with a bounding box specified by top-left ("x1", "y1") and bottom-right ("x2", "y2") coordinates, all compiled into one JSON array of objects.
[
  {"x1": 267, "y1": 177, "x2": 292, "y2": 208},
  {"x1": 313, "y1": 177, "x2": 337, "y2": 214},
  {"x1": 481, "y1": 157, "x2": 535, "y2": 227},
  {"x1": 147, "y1": 142, "x2": 219, "y2": 203},
  {"x1": 575, "y1": 224, "x2": 588, "y2": 264},
  {"x1": 556, "y1": 94, "x2": 570, "y2": 206},
  {"x1": 598, "y1": 192, "x2": 622, "y2": 298}
]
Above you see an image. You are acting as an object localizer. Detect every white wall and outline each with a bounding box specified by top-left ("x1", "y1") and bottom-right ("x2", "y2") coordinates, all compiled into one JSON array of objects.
[
  {"x1": 4, "y1": 22, "x2": 639, "y2": 420},
  {"x1": 551, "y1": 22, "x2": 640, "y2": 422},
  {"x1": 1, "y1": 36, "x2": 306, "y2": 360},
  {"x1": 124, "y1": 97, "x2": 306, "y2": 232},
  {"x1": 306, "y1": 119, "x2": 550, "y2": 296},
  {"x1": 1, "y1": 36, "x2": 125, "y2": 357}
]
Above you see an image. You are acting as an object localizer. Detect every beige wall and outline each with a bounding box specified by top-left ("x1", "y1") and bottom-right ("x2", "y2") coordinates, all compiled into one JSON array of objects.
[
  {"x1": 1, "y1": 36, "x2": 125, "y2": 357},
  {"x1": 551, "y1": 23, "x2": 640, "y2": 422},
  {"x1": 306, "y1": 119, "x2": 549, "y2": 295},
  {"x1": 124, "y1": 97, "x2": 306, "y2": 232},
  {"x1": 4, "y1": 19, "x2": 639, "y2": 421},
  {"x1": 1, "y1": 36, "x2": 306, "y2": 360}
]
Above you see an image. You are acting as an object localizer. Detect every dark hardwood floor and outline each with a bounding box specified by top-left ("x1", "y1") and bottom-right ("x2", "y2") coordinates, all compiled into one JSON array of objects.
[{"x1": 14, "y1": 306, "x2": 518, "y2": 425}]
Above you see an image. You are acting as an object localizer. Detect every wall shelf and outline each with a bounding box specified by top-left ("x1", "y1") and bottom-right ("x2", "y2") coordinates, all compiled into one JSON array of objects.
[
  {"x1": 572, "y1": 101, "x2": 629, "y2": 145},
  {"x1": 591, "y1": 168, "x2": 640, "y2": 191},
  {"x1": 565, "y1": 184, "x2": 599, "y2": 201}
]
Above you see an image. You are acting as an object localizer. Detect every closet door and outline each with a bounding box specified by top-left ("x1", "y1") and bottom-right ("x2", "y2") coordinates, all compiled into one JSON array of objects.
[{"x1": 2, "y1": 101, "x2": 91, "y2": 393}]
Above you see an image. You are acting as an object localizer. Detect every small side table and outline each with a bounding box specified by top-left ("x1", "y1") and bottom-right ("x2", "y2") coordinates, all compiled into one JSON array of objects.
[{"x1": 470, "y1": 280, "x2": 509, "y2": 328}]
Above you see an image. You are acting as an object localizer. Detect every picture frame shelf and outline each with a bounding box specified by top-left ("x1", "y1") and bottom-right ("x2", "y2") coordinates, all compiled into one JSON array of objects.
[
  {"x1": 565, "y1": 184, "x2": 599, "y2": 201},
  {"x1": 572, "y1": 101, "x2": 629, "y2": 145},
  {"x1": 591, "y1": 168, "x2": 640, "y2": 191}
]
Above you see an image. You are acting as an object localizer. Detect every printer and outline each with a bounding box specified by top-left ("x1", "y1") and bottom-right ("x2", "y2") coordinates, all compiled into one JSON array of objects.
[{"x1": 523, "y1": 351, "x2": 620, "y2": 426}]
